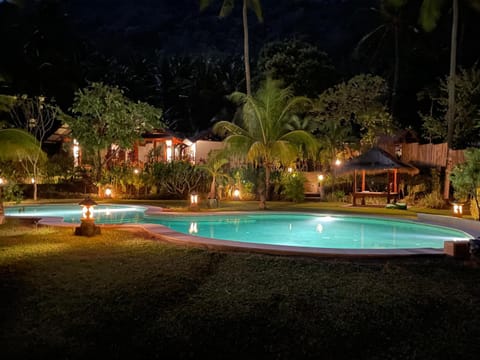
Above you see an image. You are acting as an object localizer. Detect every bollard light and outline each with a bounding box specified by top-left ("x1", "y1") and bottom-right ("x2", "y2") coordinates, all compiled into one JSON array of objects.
[
  {"x1": 452, "y1": 202, "x2": 463, "y2": 218},
  {"x1": 233, "y1": 188, "x2": 241, "y2": 200},
  {"x1": 190, "y1": 191, "x2": 199, "y2": 210},
  {"x1": 105, "y1": 187, "x2": 112, "y2": 198},
  {"x1": 190, "y1": 191, "x2": 199, "y2": 205},
  {"x1": 80, "y1": 197, "x2": 97, "y2": 221}
]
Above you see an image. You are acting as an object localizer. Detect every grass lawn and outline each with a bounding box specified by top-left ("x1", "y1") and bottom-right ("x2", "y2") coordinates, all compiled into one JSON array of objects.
[{"x1": 1, "y1": 214, "x2": 480, "y2": 360}]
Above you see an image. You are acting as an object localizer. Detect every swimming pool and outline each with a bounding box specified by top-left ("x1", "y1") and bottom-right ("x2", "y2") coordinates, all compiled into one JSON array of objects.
[
  {"x1": 5, "y1": 204, "x2": 471, "y2": 250},
  {"x1": 6, "y1": 204, "x2": 147, "y2": 224}
]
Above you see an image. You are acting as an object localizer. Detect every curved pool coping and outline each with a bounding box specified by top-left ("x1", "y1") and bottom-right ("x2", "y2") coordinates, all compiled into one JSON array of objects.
[{"x1": 7, "y1": 203, "x2": 478, "y2": 258}]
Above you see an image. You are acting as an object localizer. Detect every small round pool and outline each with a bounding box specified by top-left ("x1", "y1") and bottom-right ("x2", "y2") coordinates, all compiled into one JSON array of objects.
[
  {"x1": 5, "y1": 204, "x2": 147, "y2": 224},
  {"x1": 5, "y1": 204, "x2": 471, "y2": 251}
]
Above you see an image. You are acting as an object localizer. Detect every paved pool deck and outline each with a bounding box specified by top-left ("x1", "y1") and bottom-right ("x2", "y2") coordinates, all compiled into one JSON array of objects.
[{"x1": 27, "y1": 205, "x2": 480, "y2": 258}]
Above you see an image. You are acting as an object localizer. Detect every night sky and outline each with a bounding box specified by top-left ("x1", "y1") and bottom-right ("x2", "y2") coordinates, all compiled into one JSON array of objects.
[{"x1": 2, "y1": 0, "x2": 480, "y2": 135}]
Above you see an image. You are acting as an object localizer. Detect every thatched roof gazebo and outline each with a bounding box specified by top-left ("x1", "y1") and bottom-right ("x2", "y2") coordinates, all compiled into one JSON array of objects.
[{"x1": 339, "y1": 147, "x2": 419, "y2": 206}]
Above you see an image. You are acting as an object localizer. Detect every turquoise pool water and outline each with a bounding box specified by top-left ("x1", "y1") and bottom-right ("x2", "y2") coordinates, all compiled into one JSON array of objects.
[
  {"x1": 6, "y1": 204, "x2": 147, "y2": 224},
  {"x1": 5, "y1": 205, "x2": 471, "y2": 249},
  {"x1": 148, "y1": 213, "x2": 470, "y2": 249}
]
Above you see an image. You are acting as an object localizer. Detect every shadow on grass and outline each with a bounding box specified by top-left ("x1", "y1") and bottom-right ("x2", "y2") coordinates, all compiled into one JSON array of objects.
[{"x1": 1, "y1": 221, "x2": 480, "y2": 359}]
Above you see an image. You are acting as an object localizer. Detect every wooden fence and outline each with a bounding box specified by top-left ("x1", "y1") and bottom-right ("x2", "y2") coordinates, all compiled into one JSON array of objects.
[{"x1": 382, "y1": 142, "x2": 465, "y2": 168}]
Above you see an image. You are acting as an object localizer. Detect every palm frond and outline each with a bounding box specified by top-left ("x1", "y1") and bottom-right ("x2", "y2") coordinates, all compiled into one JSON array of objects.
[
  {"x1": 0, "y1": 129, "x2": 44, "y2": 161},
  {"x1": 228, "y1": 91, "x2": 248, "y2": 106},
  {"x1": 270, "y1": 141, "x2": 298, "y2": 165},
  {"x1": 247, "y1": 0, "x2": 263, "y2": 22},
  {"x1": 213, "y1": 120, "x2": 249, "y2": 138},
  {"x1": 419, "y1": 0, "x2": 447, "y2": 32},
  {"x1": 199, "y1": 0, "x2": 212, "y2": 11},
  {"x1": 280, "y1": 130, "x2": 319, "y2": 158},
  {"x1": 219, "y1": 0, "x2": 235, "y2": 17}
]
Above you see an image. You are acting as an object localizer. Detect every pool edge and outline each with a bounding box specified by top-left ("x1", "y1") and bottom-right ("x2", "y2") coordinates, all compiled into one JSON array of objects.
[{"x1": 30, "y1": 206, "x2": 463, "y2": 258}]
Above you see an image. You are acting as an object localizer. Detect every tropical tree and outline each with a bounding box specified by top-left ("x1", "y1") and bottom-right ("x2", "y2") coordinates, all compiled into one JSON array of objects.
[
  {"x1": 68, "y1": 82, "x2": 164, "y2": 186},
  {"x1": 198, "y1": 150, "x2": 231, "y2": 202},
  {"x1": 0, "y1": 128, "x2": 43, "y2": 224},
  {"x1": 354, "y1": 0, "x2": 409, "y2": 119},
  {"x1": 200, "y1": 0, "x2": 263, "y2": 96},
  {"x1": 10, "y1": 95, "x2": 60, "y2": 200},
  {"x1": 418, "y1": 65, "x2": 480, "y2": 147},
  {"x1": 257, "y1": 38, "x2": 336, "y2": 98},
  {"x1": 313, "y1": 74, "x2": 394, "y2": 148},
  {"x1": 213, "y1": 78, "x2": 318, "y2": 209},
  {"x1": 450, "y1": 148, "x2": 480, "y2": 220},
  {"x1": 419, "y1": 0, "x2": 480, "y2": 148}
]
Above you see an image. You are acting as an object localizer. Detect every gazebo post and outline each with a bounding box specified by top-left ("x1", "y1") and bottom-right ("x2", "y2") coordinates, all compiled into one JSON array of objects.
[
  {"x1": 353, "y1": 170, "x2": 357, "y2": 206},
  {"x1": 361, "y1": 170, "x2": 366, "y2": 192},
  {"x1": 386, "y1": 169, "x2": 391, "y2": 202},
  {"x1": 354, "y1": 170, "x2": 357, "y2": 193},
  {"x1": 393, "y1": 168, "x2": 398, "y2": 193},
  {"x1": 361, "y1": 170, "x2": 366, "y2": 205}
]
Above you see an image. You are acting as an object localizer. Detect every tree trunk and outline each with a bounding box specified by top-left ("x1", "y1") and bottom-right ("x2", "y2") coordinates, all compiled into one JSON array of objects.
[
  {"x1": 0, "y1": 187, "x2": 4, "y2": 225},
  {"x1": 242, "y1": 0, "x2": 251, "y2": 96},
  {"x1": 258, "y1": 165, "x2": 270, "y2": 210},
  {"x1": 209, "y1": 176, "x2": 216, "y2": 199},
  {"x1": 33, "y1": 182, "x2": 38, "y2": 201},
  {"x1": 444, "y1": 0, "x2": 458, "y2": 200},
  {"x1": 391, "y1": 19, "x2": 400, "y2": 120}
]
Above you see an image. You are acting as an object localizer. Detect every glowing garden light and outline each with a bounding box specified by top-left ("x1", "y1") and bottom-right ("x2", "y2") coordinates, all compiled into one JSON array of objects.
[
  {"x1": 190, "y1": 191, "x2": 199, "y2": 210},
  {"x1": 75, "y1": 197, "x2": 101, "y2": 236},
  {"x1": 452, "y1": 202, "x2": 464, "y2": 218},
  {"x1": 233, "y1": 188, "x2": 240, "y2": 200}
]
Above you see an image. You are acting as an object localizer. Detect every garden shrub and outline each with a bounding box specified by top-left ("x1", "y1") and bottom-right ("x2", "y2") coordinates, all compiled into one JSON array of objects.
[
  {"x1": 470, "y1": 188, "x2": 480, "y2": 220},
  {"x1": 325, "y1": 190, "x2": 347, "y2": 202},
  {"x1": 420, "y1": 191, "x2": 445, "y2": 209},
  {"x1": 281, "y1": 172, "x2": 306, "y2": 202},
  {"x1": 1, "y1": 183, "x2": 23, "y2": 203}
]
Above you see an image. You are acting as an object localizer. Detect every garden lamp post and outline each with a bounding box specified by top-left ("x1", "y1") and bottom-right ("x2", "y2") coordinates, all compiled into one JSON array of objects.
[
  {"x1": 75, "y1": 196, "x2": 101, "y2": 236},
  {"x1": 318, "y1": 174, "x2": 325, "y2": 200}
]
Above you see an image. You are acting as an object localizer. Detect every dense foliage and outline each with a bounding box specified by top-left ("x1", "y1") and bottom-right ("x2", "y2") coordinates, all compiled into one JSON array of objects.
[
  {"x1": 214, "y1": 77, "x2": 317, "y2": 208},
  {"x1": 450, "y1": 148, "x2": 480, "y2": 219},
  {"x1": 68, "y1": 82, "x2": 164, "y2": 182},
  {"x1": 148, "y1": 161, "x2": 207, "y2": 199}
]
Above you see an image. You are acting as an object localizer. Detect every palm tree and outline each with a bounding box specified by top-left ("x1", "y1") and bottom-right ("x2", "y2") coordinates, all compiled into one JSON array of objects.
[
  {"x1": 200, "y1": 0, "x2": 263, "y2": 96},
  {"x1": 419, "y1": 0, "x2": 480, "y2": 198},
  {"x1": 354, "y1": 0, "x2": 408, "y2": 120},
  {"x1": 419, "y1": 0, "x2": 480, "y2": 147},
  {"x1": 213, "y1": 78, "x2": 318, "y2": 209},
  {"x1": 0, "y1": 128, "x2": 43, "y2": 224},
  {"x1": 198, "y1": 150, "x2": 231, "y2": 203}
]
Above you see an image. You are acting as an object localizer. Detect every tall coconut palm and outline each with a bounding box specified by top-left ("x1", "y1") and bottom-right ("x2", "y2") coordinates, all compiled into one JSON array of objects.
[
  {"x1": 213, "y1": 78, "x2": 318, "y2": 209},
  {"x1": 0, "y1": 128, "x2": 43, "y2": 224},
  {"x1": 419, "y1": 0, "x2": 480, "y2": 198},
  {"x1": 354, "y1": 0, "x2": 408, "y2": 120},
  {"x1": 419, "y1": 0, "x2": 480, "y2": 147},
  {"x1": 200, "y1": 0, "x2": 263, "y2": 96}
]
